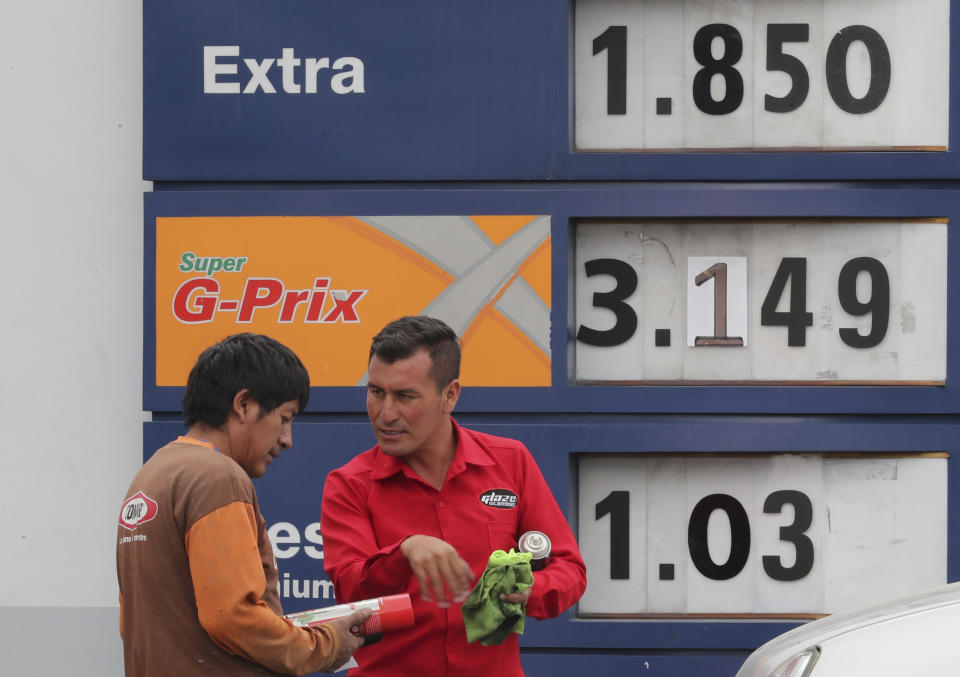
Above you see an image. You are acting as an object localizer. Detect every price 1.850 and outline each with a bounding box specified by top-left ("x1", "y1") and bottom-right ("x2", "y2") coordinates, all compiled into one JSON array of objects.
[
  {"x1": 573, "y1": 0, "x2": 949, "y2": 150},
  {"x1": 593, "y1": 22, "x2": 889, "y2": 117}
]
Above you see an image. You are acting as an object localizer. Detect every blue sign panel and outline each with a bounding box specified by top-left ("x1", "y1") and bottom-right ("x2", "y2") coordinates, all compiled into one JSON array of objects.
[
  {"x1": 144, "y1": 184, "x2": 960, "y2": 415},
  {"x1": 143, "y1": 415, "x2": 960, "y2": 676},
  {"x1": 144, "y1": 0, "x2": 960, "y2": 181},
  {"x1": 144, "y1": 0, "x2": 564, "y2": 181}
]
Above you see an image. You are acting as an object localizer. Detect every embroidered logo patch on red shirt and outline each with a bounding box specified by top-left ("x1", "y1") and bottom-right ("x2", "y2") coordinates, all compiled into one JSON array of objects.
[
  {"x1": 479, "y1": 489, "x2": 518, "y2": 509},
  {"x1": 118, "y1": 491, "x2": 159, "y2": 531}
]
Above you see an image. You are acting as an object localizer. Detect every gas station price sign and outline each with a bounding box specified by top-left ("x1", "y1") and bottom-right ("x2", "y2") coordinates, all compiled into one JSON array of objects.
[
  {"x1": 574, "y1": 0, "x2": 950, "y2": 151},
  {"x1": 577, "y1": 453, "x2": 947, "y2": 618},
  {"x1": 574, "y1": 219, "x2": 947, "y2": 384}
]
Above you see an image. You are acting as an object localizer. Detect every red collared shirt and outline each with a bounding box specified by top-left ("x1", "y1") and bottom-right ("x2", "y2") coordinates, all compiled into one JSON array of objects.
[{"x1": 321, "y1": 420, "x2": 587, "y2": 677}]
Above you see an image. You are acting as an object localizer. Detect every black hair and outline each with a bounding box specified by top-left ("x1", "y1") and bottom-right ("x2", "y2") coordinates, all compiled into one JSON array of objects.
[
  {"x1": 182, "y1": 333, "x2": 310, "y2": 428},
  {"x1": 369, "y1": 316, "x2": 460, "y2": 391}
]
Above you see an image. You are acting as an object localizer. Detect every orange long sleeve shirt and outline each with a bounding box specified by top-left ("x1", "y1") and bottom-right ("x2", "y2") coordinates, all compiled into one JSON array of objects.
[{"x1": 117, "y1": 437, "x2": 341, "y2": 676}]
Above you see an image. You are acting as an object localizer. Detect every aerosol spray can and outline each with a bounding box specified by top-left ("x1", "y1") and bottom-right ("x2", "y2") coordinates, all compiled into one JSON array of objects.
[
  {"x1": 518, "y1": 530, "x2": 551, "y2": 571},
  {"x1": 285, "y1": 593, "x2": 415, "y2": 636}
]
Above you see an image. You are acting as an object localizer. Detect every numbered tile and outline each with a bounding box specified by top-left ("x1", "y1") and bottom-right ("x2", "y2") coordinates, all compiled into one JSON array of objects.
[
  {"x1": 575, "y1": 223, "x2": 646, "y2": 381},
  {"x1": 684, "y1": 457, "x2": 759, "y2": 613},
  {"x1": 686, "y1": 256, "x2": 748, "y2": 347},
  {"x1": 819, "y1": 222, "x2": 901, "y2": 379},
  {"x1": 748, "y1": 221, "x2": 824, "y2": 380},
  {"x1": 821, "y1": 457, "x2": 947, "y2": 610},
  {"x1": 890, "y1": 0, "x2": 950, "y2": 146},
  {"x1": 578, "y1": 456, "x2": 649, "y2": 613},
  {"x1": 752, "y1": 0, "x2": 825, "y2": 148},
  {"x1": 575, "y1": 0, "x2": 648, "y2": 149},
  {"x1": 637, "y1": 226, "x2": 684, "y2": 380},
  {"x1": 682, "y1": 0, "x2": 756, "y2": 149},
  {"x1": 645, "y1": 457, "x2": 688, "y2": 613},
  {"x1": 752, "y1": 455, "x2": 825, "y2": 613},
  {"x1": 896, "y1": 223, "x2": 949, "y2": 379},
  {"x1": 642, "y1": 0, "x2": 685, "y2": 148}
]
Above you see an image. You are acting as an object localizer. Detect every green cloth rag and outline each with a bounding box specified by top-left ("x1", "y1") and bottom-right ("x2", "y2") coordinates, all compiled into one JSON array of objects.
[{"x1": 461, "y1": 549, "x2": 533, "y2": 646}]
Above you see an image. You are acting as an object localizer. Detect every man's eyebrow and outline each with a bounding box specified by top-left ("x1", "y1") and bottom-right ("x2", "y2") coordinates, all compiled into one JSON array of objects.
[{"x1": 367, "y1": 383, "x2": 419, "y2": 396}]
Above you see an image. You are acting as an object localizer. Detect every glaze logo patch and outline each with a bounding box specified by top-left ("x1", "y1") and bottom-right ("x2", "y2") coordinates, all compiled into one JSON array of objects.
[
  {"x1": 119, "y1": 491, "x2": 159, "y2": 531},
  {"x1": 479, "y1": 489, "x2": 518, "y2": 509}
]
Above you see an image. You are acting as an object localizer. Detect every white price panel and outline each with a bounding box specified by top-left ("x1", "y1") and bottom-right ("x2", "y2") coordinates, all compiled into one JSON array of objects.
[
  {"x1": 577, "y1": 453, "x2": 947, "y2": 617},
  {"x1": 574, "y1": 219, "x2": 947, "y2": 383},
  {"x1": 574, "y1": 0, "x2": 950, "y2": 151}
]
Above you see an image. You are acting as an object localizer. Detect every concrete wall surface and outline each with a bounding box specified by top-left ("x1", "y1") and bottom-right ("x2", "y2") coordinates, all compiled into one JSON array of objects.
[{"x1": 0, "y1": 1, "x2": 146, "y2": 674}]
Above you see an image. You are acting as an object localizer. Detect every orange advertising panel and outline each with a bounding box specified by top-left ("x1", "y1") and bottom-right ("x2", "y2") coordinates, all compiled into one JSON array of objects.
[{"x1": 155, "y1": 215, "x2": 551, "y2": 387}]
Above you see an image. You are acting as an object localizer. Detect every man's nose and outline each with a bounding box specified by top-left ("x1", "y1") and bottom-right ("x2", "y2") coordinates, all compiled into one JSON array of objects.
[{"x1": 379, "y1": 397, "x2": 400, "y2": 423}]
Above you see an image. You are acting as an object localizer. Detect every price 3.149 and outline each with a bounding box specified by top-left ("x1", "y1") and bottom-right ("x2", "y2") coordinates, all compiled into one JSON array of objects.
[{"x1": 577, "y1": 256, "x2": 889, "y2": 348}]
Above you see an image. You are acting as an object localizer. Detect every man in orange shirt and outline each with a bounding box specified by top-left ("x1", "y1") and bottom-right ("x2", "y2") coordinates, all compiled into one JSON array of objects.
[{"x1": 117, "y1": 333, "x2": 369, "y2": 676}]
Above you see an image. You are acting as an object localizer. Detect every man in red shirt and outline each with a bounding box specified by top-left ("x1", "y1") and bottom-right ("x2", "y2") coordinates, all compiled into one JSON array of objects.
[
  {"x1": 117, "y1": 333, "x2": 370, "y2": 676},
  {"x1": 321, "y1": 316, "x2": 587, "y2": 676}
]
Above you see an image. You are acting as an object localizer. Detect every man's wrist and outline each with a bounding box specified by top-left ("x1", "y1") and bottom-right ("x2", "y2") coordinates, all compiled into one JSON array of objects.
[{"x1": 399, "y1": 534, "x2": 418, "y2": 559}]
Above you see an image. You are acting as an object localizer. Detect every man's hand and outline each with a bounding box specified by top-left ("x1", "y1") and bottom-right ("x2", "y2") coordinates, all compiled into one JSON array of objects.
[
  {"x1": 322, "y1": 607, "x2": 372, "y2": 673},
  {"x1": 499, "y1": 586, "x2": 532, "y2": 604},
  {"x1": 400, "y1": 535, "x2": 475, "y2": 607}
]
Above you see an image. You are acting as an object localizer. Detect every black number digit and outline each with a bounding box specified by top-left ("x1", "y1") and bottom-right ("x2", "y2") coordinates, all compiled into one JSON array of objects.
[
  {"x1": 838, "y1": 257, "x2": 890, "y2": 348},
  {"x1": 596, "y1": 490, "x2": 630, "y2": 580},
  {"x1": 688, "y1": 494, "x2": 750, "y2": 581},
  {"x1": 762, "y1": 490, "x2": 814, "y2": 582},
  {"x1": 765, "y1": 24, "x2": 810, "y2": 113},
  {"x1": 694, "y1": 262, "x2": 744, "y2": 346},
  {"x1": 593, "y1": 26, "x2": 627, "y2": 115},
  {"x1": 825, "y1": 25, "x2": 891, "y2": 114},
  {"x1": 760, "y1": 257, "x2": 814, "y2": 347},
  {"x1": 577, "y1": 258, "x2": 638, "y2": 347},
  {"x1": 693, "y1": 24, "x2": 744, "y2": 115}
]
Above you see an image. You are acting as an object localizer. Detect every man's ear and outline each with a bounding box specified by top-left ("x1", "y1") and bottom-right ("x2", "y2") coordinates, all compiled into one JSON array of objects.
[
  {"x1": 442, "y1": 379, "x2": 461, "y2": 414},
  {"x1": 232, "y1": 389, "x2": 252, "y2": 423}
]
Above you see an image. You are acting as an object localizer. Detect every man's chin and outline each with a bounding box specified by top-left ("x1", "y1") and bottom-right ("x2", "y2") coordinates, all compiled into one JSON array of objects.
[{"x1": 377, "y1": 439, "x2": 410, "y2": 456}]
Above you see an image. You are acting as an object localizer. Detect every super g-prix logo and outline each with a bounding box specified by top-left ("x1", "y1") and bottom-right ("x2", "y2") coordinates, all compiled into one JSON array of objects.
[
  {"x1": 118, "y1": 491, "x2": 159, "y2": 531},
  {"x1": 157, "y1": 215, "x2": 551, "y2": 388},
  {"x1": 172, "y1": 251, "x2": 367, "y2": 325}
]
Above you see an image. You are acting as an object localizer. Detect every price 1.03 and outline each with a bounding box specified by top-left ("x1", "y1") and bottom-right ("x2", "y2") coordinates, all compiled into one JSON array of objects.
[
  {"x1": 577, "y1": 454, "x2": 947, "y2": 617},
  {"x1": 598, "y1": 488, "x2": 814, "y2": 582}
]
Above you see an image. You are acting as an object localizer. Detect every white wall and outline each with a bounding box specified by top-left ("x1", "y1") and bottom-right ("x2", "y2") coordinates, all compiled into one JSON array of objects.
[{"x1": 0, "y1": 0, "x2": 146, "y2": 672}]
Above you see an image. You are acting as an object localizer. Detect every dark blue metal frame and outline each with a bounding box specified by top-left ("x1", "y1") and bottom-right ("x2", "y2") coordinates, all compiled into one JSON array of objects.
[
  {"x1": 143, "y1": 0, "x2": 960, "y2": 181},
  {"x1": 144, "y1": 183, "x2": 960, "y2": 414}
]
